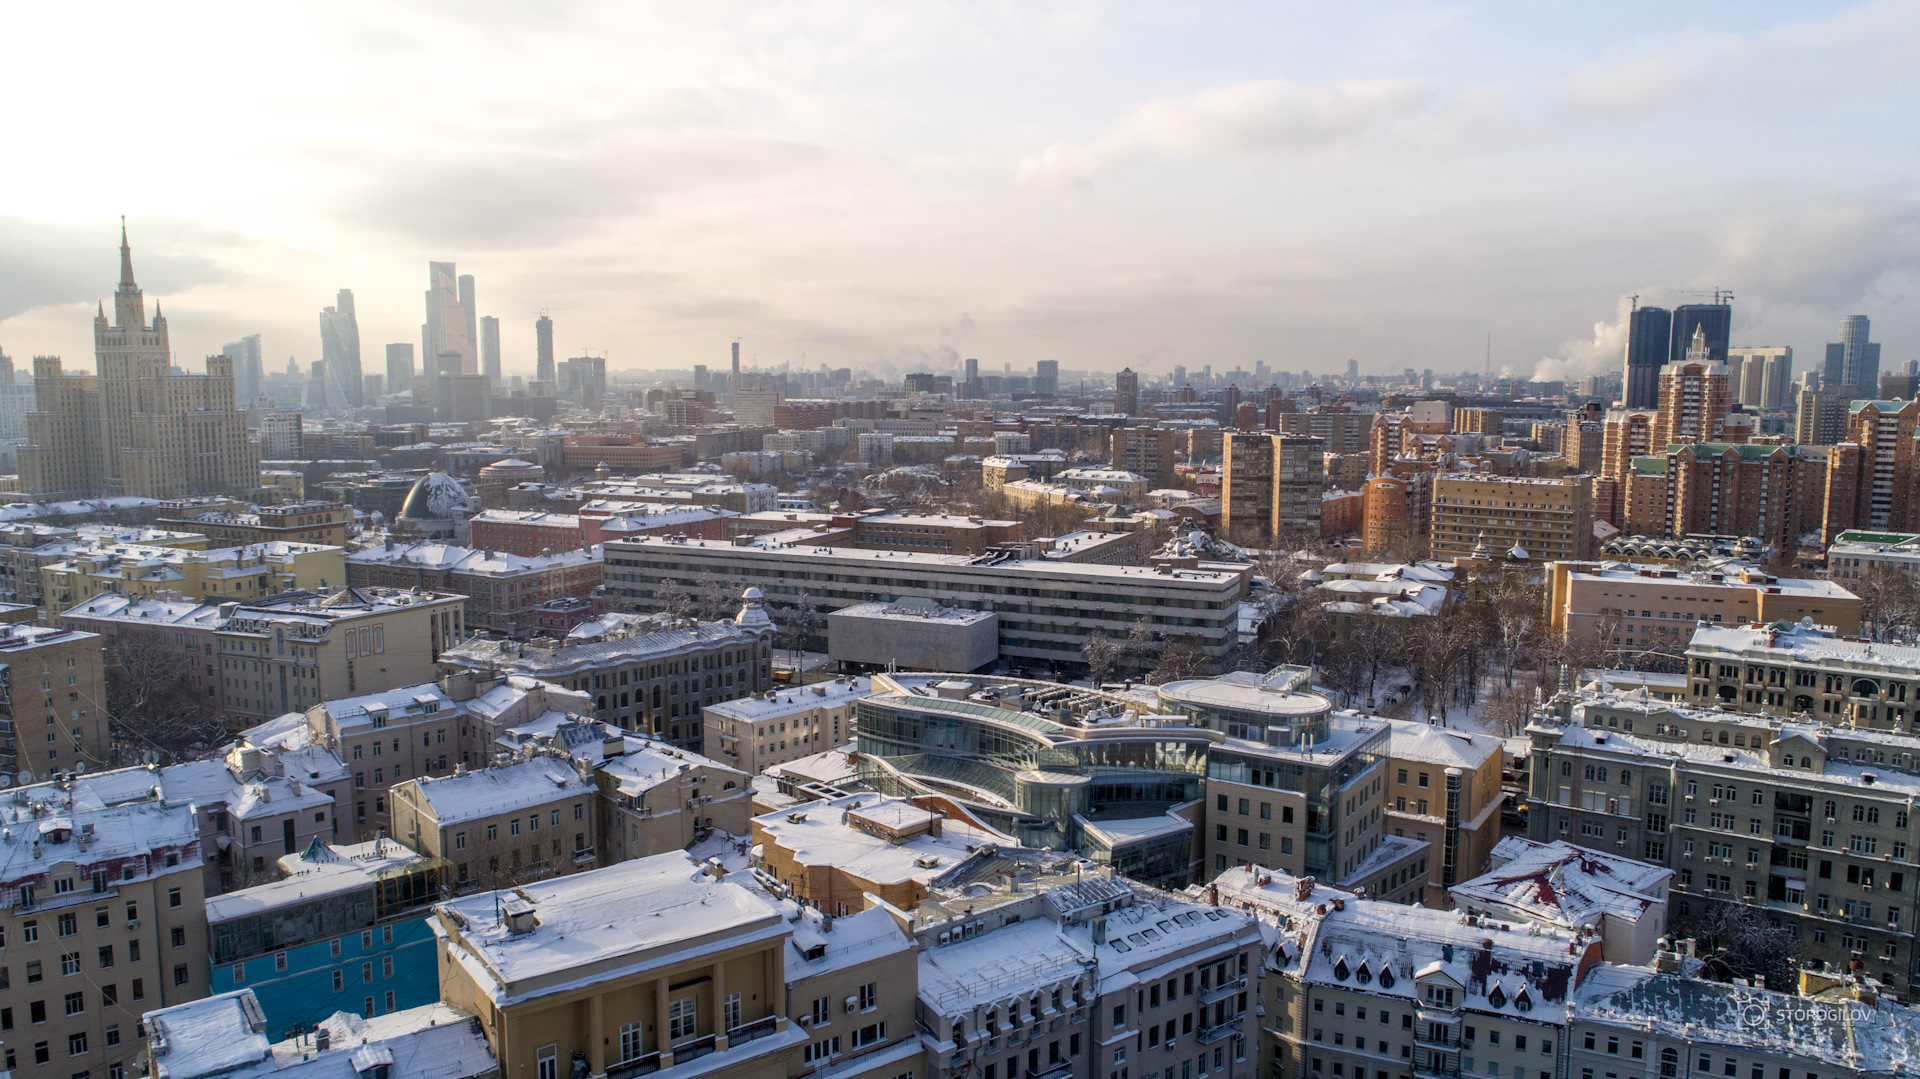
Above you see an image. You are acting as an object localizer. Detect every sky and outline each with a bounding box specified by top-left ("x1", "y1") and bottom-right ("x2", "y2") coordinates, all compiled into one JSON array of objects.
[{"x1": 3, "y1": 1, "x2": 1919, "y2": 383}]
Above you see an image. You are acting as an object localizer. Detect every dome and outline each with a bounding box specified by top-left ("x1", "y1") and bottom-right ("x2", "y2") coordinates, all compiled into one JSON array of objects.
[{"x1": 398, "y1": 473, "x2": 476, "y2": 520}]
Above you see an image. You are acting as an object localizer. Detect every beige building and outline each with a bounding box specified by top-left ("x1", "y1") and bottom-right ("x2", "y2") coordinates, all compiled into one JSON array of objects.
[
  {"x1": 390, "y1": 755, "x2": 598, "y2": 892},
  {"x1": 41, "y1": 540, "x2": 346, "y2": 619},
  {"x1": 216, "y1": 587, "x2": 468, "y2": 723},
  {"x1": 20, "y1": 226, "x2": 259, "y2": 499},
  {"x1": 0, "y1": 769, "x2": 209, "y2": 1079},
  {"x1": 1684, "y1": 620, "x2": 1920, "y2": 728},
  {"x1": 1385, "y1": 720, "x2": 1506, "y2": 907},
  {"x1": 1546, "y1": 560, "x2": 1861, "y2": 650},
  {"x1": 751, "y1": 794, "x2": 1012, "y2": 916},
  {"x1": 0, "y1": 622, "x2": 109, "y2": 781},
  {"x1": 1429, "y1": 474, "x2": 1595, "y2": 563},
  {"x1": 434, "y1": 851, "x2": 920, "y2": 1079},
  {"x1": 155, "y1": 499, "x2": 354, "y2": 547},
  {"x1": 703, "y1": 676, "x2": 866, "y2": 775}
]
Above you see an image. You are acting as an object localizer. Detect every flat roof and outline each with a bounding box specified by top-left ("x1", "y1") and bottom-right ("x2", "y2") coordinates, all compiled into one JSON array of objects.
[{"x1": 612, "y1": 536, "x2": 1243, "y2": 586}]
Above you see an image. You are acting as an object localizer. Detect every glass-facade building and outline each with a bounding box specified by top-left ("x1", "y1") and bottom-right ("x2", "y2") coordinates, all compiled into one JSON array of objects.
[
  {"x1": 206, "y1": 840, "x2": 446, "y2": 1038},
  {"x1": 854, "y1": 675, "x2": 1215, "y2": 888}
]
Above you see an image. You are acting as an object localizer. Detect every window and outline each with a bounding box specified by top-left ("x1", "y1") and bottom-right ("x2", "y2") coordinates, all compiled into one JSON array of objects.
[
  {"x1": 537, "y1": 1046, "x2": 558, "y2": 1079},
  {"x1": 851, "y1": 1023, "x2": 886, "y2": 1049},
  {"x1": 860, "y1": 982, "x2": 878, "y2": 1010},
  {"x1": 669, "y1": 997, "x2": 698, "y2": 1042},
  {"x1": 619, "y1": 1023, "x2": 645, "y2": 1062}
]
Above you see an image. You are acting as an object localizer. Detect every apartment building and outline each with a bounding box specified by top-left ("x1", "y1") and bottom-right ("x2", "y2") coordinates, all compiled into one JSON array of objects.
[
  {"x1": 0, "y1": 524, "x2": 209, "y2": 607},
  {"x1": 1360, "y1": 471, "x2": 1430, "y2": 557},
  {"x1": 389, "y1": 756, "x2": 598, "y2": 892},
  {"x1": 346, "y1": 541, "x2": 602, "y2": 636},
  {"x1": 433, "y1": 851, "x2": 919, "y2": 1079},
  {"x1": 1277, "y1": 409, "x2": 1372, "y2": 455},
  {"x1": 155, "y1": 500, "x2": 354, "y2": 547},
  {"x1": 40, "y1": 540, "x2": 346, "y2": 619},
  {"x1": 1057, "y1": 468, "x2": 1150, "y2": 503},
  {"x1": 0, "y1": 622, "x2": 109, "y2": 780},
  {"x1": 1546, "y1": 561, "x2": 1862, "y2": 650},
  {"x1": 61, "y1": 593, "x2": 225, "y2": 711},
  {"x1": 216, "y1": 587, "x2": 468, "y2": 723},
  {"x1": 1450, "y1": 837, "x2": 1671, "y2": 964},
  {"x1": 1827, "y1": 529, "x2": 1920, "y2": 584},
  {"x1": 159, "y1": 739, "x2": 352, "y2": 892},
  {"x1": 603, "y1": 535, "x2": 1249, "y2": 672},
  {"x1": 1662, "y1": 443, "x2": 1803, "y2": 551},
  {"x1": 1239, "y1": 864, "x2": 1602, "y2": 1079},
  {"x1": 435, "y1": 600, "x2": 775, "y2": 752},
  {"x1": 1683, "y1": 620, "x2": 1920, "y2": 730},
  {"x1": 139, "y1": 991, "x2": 495, "y2": 1079},
  {"x1": 1820, "y1": 399, "x2": 1920, "y2": 543},
  {"x1": 1156, "y1": 667, "x2": 1429, "y2": 899},
  {"x1": 1113, "y1": 425, "x2": 1178, "y2": 488},
  {"x1": 1429, "y1": 475, "x2": 1594, "y2": 564},
  {"x1": 1222, "y1": 432, "x2": 1326, "y2": 541},
  {"x1": 1651, "y1": 326, "x2": 1735, "y2": 449},
  {"x1": 0, "y1": 769, "x2": 208, "y2": 1079},
  {"x1": 1525, "y1": 689, "x2": 1920, "y2": 995},
  {"x1": 703, "y1": 676, "x2": 866, "y2": 774}
]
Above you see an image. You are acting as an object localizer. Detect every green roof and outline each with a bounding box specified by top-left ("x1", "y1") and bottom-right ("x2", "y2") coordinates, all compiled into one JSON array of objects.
[
  {"x1": 1833, "y1": 530, "x2": 1920, "y2": 547},
  {"x1": 1630, "y1": 456, "x2": 1668, "y2": 476},
  {"x1": 1849, "y1": 399, "x2": 1916, "y2": 413}
]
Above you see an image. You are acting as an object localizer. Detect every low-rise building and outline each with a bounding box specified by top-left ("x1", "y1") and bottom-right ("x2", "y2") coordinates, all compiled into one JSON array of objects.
[
  {"x1": 140, "y1": 991, "x2": 495, "y2": 1079},
  {"x1": 1449, "y1": 836, "x2": 1671, "y2": 964},
  {"x1": 61, "y1": 592, "x2": 225, "y2": 713},
  {"x1": 160, "y1": 739, "x2": 354, "y2": 892},
  {"x1": 203, "y1": 839, "x2": 447, "y2": 1036},
  {"x1": 156, "y1": 500, "x2": 355, "y2": 547},
  {"x1": 1386, "y1": 719, "x2": 1506, "y2": 906},
  {"x1": 703, "y1": 676, "x2": 867, "y2": 774},
  {"x1": 751, "y1": 794, "x2": 1015, "y2": 915},
  {"x1": 0, "y1": 621, "x2": 110, "y2": 779},
  {"x1": 826, "y1": 598, "x2": 998, "y2": 672},
  {"x1": 1546, "y1": 560, "x2": 1862, "y2": 650},
  {"x1": 434, "y1": 593, "x2": 775, "y2": 752},
  {"x1": 389, "y1": 755, "x2": 598, "y2": 893},
  {"x1": 1684, "y1": 620, "x2": 1920, "y2": 728},
  {"x1": 346, "y1": 541, "x2": 603, "y2": 637},
  {"x1": 41, "y1": 540, "x2": 347, "y2": 619}
]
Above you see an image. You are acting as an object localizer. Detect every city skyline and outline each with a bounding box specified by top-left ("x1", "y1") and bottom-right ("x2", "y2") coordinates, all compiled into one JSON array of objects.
[{"x1": 2, "y1": 3, "x2": 1918, "y2": 379}]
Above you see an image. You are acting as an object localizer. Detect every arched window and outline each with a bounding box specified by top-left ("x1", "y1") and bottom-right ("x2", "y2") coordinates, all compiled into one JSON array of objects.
[
  {"x1": 1824, "y1": 800, "x2": 1837, "y2": 820},
  {"x1": 1661, "y1": 1049, "x2": 1679, "y2": 1079},
  {"x1": 1584, "y1": 765, "x2": 1596, "y2": 781},
  {"x1": 1596, "y1": 766, "x2": 1608, "y2": 783},
  {"x1": 1561, "y1": 761, "x2": 1572, "y2": 777},
  {"x1": 1619, "y1": 768, "x2": 1632, "y2": 786}
]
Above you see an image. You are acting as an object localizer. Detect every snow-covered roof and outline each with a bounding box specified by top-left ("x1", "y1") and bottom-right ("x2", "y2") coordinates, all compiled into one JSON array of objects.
[
  {"x1": 753, "y1": 794, "x2": 1008, "y2": 887},
  {"x1": 440, "y1": 610, "x2": 766, "y2": 677},
  {"x1": 147, "y1": 992, "x2": 492, "y2": 1079},
  {"x1": 346, "y1": 541, "x2": 601, "y2": 576},
  {"x1": 1388, "y1": 720, "x2": 1505, "y2": 769},
  {"x1": 205, "y1": 838, "x2": 430, "y2": 924},
  {"x1": 705, "y1": 677, "x2": 870, "y2": 723},
  {"x1": 0, "y1": 767, "x2": 200, "y2": 896},
  {"x1": 405, "y1": 756, "x2": 592, "y2": 825},
  {"x1": 436, "y1": 851, "x2": 785, "y2": 1001},
  {"x1": 1449, "y1": 837, "x2": 1670, "y2": 930}
]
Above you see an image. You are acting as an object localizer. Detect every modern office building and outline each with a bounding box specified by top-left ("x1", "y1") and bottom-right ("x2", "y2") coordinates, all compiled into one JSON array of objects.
[
  {"x1": 384, "y1": 342, "x2": 414, "y2": 399},
  {"x1": 853, "y1": 672, "x2": 1217, "y2": 887},
  {"x1": 1825, "y1": 314, "x2": 1882, "y2": 400},
  {"x1": 1157, "y1": 666, "x2": 1429, "y2": 898},
  {"x1": 424, "y1": 262, "x2": 473, "y2": 375},
  {"x1": 1622, "y1": 303, "x2": 1672, "y2": 409},
  {"x1": 1668, "y1": 301, "x2": 1731, "y2": 367},
  {"x1": 19, "y1": 225, "x2": 261, "y2": 499},
  {"x1": 479, "y1": 314, "x2": 501, "y2": 386},
  {"x1": 603, "y1": 536, "x2": 1249, "y2": 673},
  {"x1": 222, "y1": 333, "x2": 264, "y2": 403},
  {"x1": 534, "y1": 313, "x2": 555, "y2": 385},
  {"x1": 1034, "y1": 357, "x2": 1059, "y2": 395},
  {"x1": 318, "y1": 288, "x2": 362, "y2": 407}
]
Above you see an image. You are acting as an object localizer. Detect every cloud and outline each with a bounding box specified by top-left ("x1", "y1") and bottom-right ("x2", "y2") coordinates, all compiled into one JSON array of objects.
[
  {"x1": 0, "y1": 216, "x2": 235, "y2": 325},
  {"x1": 1017, "y1": 78, "x2": 1436, "y2": 187},
  {"x1": 1530, "y1": 294, "x2": 1635, "y2": 383}
]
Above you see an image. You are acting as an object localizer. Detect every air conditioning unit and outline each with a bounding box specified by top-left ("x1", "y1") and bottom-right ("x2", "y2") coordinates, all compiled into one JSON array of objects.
[
  {"x1": 127, "y1": 920, "x2": 140, "y2": 930},
  {"x1": 845, "y1": 996, "x2": 859, "y2": 1013}
]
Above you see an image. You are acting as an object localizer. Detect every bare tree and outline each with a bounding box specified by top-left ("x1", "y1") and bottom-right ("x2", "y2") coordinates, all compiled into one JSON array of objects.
[
  {"x1": 1678, "y1": 900, "x2": 1806, "y2": 992},
  {"x1": 656, "y1": 576, "x2": 694, "y2": 621},
  {"x1": 1082, "y1": 633, "x2": 1122, "y2": 685},
  {"x1": 104, "y1": 636, "x2": 228, "y2": 766},
  {"x1": 1147, "y1": 638, "x2": 1209, "y2": 684},
  {"x1": 695, "y1": 576, "x2": 737, "y2": 622},
  {"x1": 1855, "y1": 565, "x2": 1920, "y2": 643}
]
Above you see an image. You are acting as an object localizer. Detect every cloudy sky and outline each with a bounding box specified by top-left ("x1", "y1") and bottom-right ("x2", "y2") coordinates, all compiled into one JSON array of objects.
[{"x1": 3, "y1": 1, "x2": 1918, "y2": 382}]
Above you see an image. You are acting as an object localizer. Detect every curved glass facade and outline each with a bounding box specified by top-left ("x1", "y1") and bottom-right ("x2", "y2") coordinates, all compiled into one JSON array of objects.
[{"x1": 855, "y1": 692, "x2": 1214, "y2": 853}]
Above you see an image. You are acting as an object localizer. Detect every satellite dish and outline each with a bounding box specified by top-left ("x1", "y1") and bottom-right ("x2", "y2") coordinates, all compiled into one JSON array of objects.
[
  {"x1": 0, "y1": 774, "x2": 11, "y2": 788},
  {"x1": 74, "y1": 763, "x2": 85, "y2": 774},
  {"x1": 17, "y1": 770, "x2": 34, "y2": 785}
]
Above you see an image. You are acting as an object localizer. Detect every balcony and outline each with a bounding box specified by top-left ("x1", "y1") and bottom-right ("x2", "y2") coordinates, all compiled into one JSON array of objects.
[
  {"x1": 1198, "y1": 1019, "x2": 1241, "y2": 1044},
  {"x1": 1413, "y1": 1029, "x2": 1460, "y2": 1050},
  {"x1": 1199, "y1": 976, "x2": 1246, "y2": 1005}
]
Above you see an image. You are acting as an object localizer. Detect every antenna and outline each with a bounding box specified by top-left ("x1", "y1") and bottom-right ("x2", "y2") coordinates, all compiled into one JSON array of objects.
[{"x1": 1630, "y1": 293, "x2": 1639, "y2": 312}]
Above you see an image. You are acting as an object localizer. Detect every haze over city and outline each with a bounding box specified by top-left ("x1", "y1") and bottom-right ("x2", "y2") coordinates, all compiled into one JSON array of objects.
[{"x1": 5, "y1": 1, "x2": 1919, "y2": 378}]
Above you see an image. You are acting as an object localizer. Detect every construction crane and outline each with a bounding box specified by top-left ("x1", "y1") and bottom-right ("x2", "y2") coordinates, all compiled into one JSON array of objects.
[{"x1": 1671, "y1": 288, "x2": 1735, "y2": 305}]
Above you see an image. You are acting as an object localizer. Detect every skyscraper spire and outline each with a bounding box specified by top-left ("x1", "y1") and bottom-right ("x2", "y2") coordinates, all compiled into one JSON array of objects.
[{"x1": 119, "y1": 215, "x2": 136, "y2": 289}]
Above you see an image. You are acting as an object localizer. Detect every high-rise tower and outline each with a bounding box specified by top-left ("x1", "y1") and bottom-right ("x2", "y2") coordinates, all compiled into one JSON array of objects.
[
  {"x1": 425, "y1": 262, "x2": 474, "y2": 374},
  {"x1": 319, "y1": 288, "x2": 362, "y2": 407},
  {"x1": 1034, "y1": 359, "x2": 1059, "y2": 396},
  {"x1": 386, "y1": 343, "x2": 415, "y2": 397},
  {"x1": 535, "y1": 314, "x2": 555, "y2": 385},
  {"x1": 1621, "y1": 304, "x2": 1671, "y2": 409},
  {"x1": 1669, "y1": 302, "x2": 1731, "y2": 367},
  {"x1": 221, "y1": 334, "x2": 264, "y2": 403},
  {"x1": 1823, "y1": 315, "x2": 1881, "y2": 400},
  {"x1": 458, "y1": 274, "x2": 477, "y2": 371},
  {"x1": 480, "y1": 315, "x2": 501, "y2": 387},
  {"x1": 20, "y1": 222, "x2": 257, "y2": 499},
  {"x1": 1114, "y1": 367, "x2": 1138, "y2": 415}
]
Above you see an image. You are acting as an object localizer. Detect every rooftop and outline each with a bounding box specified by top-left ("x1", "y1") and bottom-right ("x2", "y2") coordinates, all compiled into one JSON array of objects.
[
  {"x1": 145, "y1": 991, "x2": 491, "y2": 1079},
  {"x1": 610, "y1": 534, "x2": 1243, "y2": 586},
  {"x1": 1449, "y1": 837, "x2": 1671, "y2": 930},
  {"x1": 704, "y1": 677, "x2": 870, "y2": 722},
  {"x1": 406, "y1": 756, "x2": 593, "y2": 825},
  {"x1": 205, "y1": 838, "x2": 432, "y2": 924}
]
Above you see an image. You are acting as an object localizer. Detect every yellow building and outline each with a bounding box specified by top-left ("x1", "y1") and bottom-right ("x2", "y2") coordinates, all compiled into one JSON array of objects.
[
  {"x1": 1429, "y1": 473, "x2": 1595, "y2": 564},
  {"x1": 1385, "y1": 720, "x2": 1507, "y2": 907},
  {"x1": 434, "y1": 852, "x2": 921, "y2": 1079},
  {"x1": 40, "y1": 540, "x2": 346, "y2": 618}
]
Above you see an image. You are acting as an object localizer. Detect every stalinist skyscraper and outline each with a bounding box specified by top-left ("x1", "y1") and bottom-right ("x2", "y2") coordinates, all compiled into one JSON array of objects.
[{"x1": 19, "y1": 222, "x2": 259, "y2": 499}]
